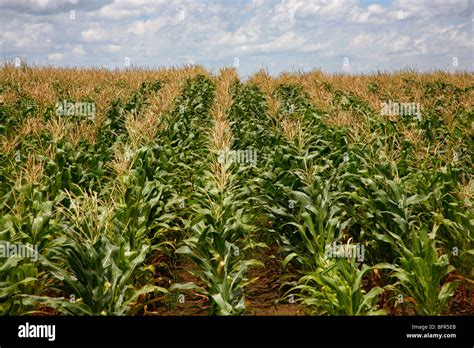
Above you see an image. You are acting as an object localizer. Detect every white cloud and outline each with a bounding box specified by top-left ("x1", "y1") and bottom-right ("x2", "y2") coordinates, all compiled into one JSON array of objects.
[
  {"x1": 0, "y1": 0, "x2": 471, "y2": 73},
  {"x1": 73, "y1": 45, "x2": 85, "y2": 55},
  {"x1": 0, "y1": 22, "x2": 53, "y2": 50},
  {"x1": 127, "y1": 18, "x2": 171, "y2": 36},
  {"x1": 48, "y1": 52, "x2": 64, "y2": 61},
  {"x1": 393, "y1": 0, "x2": 472, "y2": 17},
  {"x1": 94, "y1": 4, "x2": 141, "y2": 20},
  {"x1": 0, "y1": 0, "x2": 104, "y2": 14},
  {"x1": 81, "y1": 25, "x2": 107, "y2": 43},
  {"x1": 368, "y1": 4, "x2": 384, "y2": 14},
  {"x1": 91, "y1": 0, "x2": 164, "y2": 20},
  {"x1": 350, "y1": 33, "x2": 374, "y2": 48},
  {"x1": 103, "y1": 44, "x2": 121, "y2": 53}
]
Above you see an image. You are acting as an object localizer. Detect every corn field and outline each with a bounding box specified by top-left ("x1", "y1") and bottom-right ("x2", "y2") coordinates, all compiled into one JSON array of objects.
[{"x1": 0, "y1": 64, "x2": 473, "y2": 316}]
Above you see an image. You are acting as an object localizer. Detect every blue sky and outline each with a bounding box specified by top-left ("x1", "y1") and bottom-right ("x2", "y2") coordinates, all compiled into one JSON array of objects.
[{"x1": 0, "y1": 0, "x2": 472, "y2": 76}]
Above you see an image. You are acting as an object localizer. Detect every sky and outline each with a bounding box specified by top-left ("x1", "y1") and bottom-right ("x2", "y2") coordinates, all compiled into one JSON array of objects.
[{"x1": 0, "y1": 0, "x2": 472, "y2": 76}]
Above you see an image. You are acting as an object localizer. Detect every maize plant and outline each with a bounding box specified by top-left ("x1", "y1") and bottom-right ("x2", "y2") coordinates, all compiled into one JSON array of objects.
[
  {"x1": 374, "y1": 227, "x2": 460, "y2": 315},
  {"x1": 0, "y1": 256, "x2": 39, "y2": 315},
  {"x1": 290, "y1": 257, "x2": 385, "y2": 315},
  {"x1": 172, "y1": 72, "x2": 263, "y2": 315},
  {"x1": 31, "y1": 233, "x2": 166, "y2": 315},
  {"x1": 0, "y1": 65, "x2": 472, "y2": 317}
]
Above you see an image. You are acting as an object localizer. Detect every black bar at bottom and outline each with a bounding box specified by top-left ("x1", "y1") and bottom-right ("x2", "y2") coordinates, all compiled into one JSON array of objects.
[{"x1": 0, "y1": 316, "x2": 472, "y2": 346}]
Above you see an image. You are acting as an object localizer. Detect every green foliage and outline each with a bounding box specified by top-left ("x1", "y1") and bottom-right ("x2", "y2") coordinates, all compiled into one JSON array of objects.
[
  {"x1": 31, "y1": 232, "x2": 166, "y2": 315},
  {"x1": 375, "y1": 227, "x2": 460, "y2": 315},
  {"x1": 292, "y1": 257, "x2": 385, "y2": 315},
  {"x1": 0, "y1": 69, "x2": 471, "y2": 317}
]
